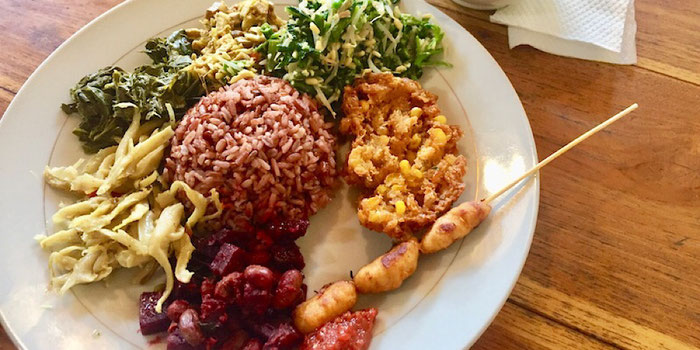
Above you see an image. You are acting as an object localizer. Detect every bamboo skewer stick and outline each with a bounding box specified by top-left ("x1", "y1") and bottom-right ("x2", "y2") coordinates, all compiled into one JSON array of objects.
[{"x1": 482, "y1": 103, "x2": 639, "y2": 204}]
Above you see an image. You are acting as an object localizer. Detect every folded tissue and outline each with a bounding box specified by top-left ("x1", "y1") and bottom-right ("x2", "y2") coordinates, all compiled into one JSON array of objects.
[{"x1": 490, "y1": 0, "x2": 637, "y2": 64}]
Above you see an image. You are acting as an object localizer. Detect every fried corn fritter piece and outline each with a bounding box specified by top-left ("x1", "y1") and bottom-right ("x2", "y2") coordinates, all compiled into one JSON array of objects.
[{"x1": 340, "y1": 73, "x2": 467, "y2": 241}]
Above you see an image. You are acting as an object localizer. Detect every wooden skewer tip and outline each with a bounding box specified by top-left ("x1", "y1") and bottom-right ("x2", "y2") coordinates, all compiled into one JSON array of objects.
[{"x1": 482, "y1": 103, "x2": 638, "y2": 204}]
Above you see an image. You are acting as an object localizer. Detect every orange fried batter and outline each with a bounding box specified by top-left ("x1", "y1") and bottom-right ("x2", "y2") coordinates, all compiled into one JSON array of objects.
[{"x1": 340, "y1": 73, "x2": 467, "y2": 241}]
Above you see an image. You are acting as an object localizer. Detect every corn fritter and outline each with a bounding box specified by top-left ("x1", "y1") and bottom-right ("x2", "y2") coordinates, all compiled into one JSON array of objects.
[{"x1": 341, "y1": 73, "x2": 467, "y2": 241}]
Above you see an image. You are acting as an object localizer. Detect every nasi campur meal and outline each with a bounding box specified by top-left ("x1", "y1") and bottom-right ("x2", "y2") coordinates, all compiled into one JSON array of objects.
[{"x1": 40, "y1": 0, "x2": 493, "y2": 349}]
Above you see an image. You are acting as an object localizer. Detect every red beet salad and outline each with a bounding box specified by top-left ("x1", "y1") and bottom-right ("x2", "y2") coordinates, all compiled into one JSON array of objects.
[{"x1": 138, "y1": 220, "x2": 377, "y2": 350}]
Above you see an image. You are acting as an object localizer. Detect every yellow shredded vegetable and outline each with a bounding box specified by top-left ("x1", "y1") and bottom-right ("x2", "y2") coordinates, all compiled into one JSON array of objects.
[{"x1": 41, "y1": 108, "x2": 222, "y2": 312}]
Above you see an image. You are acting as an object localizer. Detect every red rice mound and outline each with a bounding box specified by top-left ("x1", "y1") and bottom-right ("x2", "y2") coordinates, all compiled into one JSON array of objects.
[{"x1": 164, "y1": 75, "x2": 337, "y2": 228}]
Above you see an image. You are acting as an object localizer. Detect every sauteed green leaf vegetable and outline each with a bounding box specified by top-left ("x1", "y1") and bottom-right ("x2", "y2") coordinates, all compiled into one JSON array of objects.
[{"x1": 61, "y1": 30, "x2": 203, "y2": 153}]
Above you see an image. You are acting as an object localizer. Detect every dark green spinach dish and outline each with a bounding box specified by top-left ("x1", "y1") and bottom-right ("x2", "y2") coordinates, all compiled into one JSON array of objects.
[{"x1": 62, "y1": 31, "x2": 202, "y2": 153}]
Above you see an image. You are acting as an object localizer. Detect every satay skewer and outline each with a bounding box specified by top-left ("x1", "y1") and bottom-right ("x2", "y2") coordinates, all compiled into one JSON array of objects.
[
  {"x1": 305, "y1": 104, "x2": 639, "y2": 327},
  {"x1": 420, "y1": 103, "x2": 639, "y2": 253},
  {"x1": 348, "y1": 104, "x2": 638, "y2": 297}
]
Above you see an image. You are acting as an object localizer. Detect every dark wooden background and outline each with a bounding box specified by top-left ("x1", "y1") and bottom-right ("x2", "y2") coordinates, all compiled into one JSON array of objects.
[{"x1": 1, "y1": 0, "x2": 698, "y2": 349}]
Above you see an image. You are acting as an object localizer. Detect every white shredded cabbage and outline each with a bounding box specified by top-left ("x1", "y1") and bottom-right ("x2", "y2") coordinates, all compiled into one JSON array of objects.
[{"x1": 41, "y1": 109, "x2": 222, "y2": 313}]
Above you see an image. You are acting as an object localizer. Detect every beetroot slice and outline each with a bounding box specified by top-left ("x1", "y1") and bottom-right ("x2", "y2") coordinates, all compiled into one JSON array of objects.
[
  {"x1": 139, "y1": 292, "x2": 170, "y2": 335},
  {"x1": 210, "y1": 243, "x2": 245, "y2": 276}
]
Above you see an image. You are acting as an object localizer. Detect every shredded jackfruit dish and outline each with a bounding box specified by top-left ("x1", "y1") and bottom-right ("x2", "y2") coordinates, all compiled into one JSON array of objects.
[
  {"x1": 40, "y1": 0, "x2": 468, "y2": 348},
  {"x1": 41, "y1": 105, "x2": 222, "y2": 312}
]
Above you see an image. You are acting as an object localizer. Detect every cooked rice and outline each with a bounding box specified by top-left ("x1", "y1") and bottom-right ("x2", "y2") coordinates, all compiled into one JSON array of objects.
[{"x1": 164, "y1": 75, "x2": 337, "y2": 228}]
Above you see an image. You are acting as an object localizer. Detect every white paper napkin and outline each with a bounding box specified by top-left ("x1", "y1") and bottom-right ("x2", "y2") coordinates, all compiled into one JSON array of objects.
[{"x1": 490, "y1": 0, "x2": 637, "y2": 64}]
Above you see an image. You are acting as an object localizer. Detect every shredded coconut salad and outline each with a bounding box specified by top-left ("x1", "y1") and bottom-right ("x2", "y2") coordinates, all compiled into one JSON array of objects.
[{"x1": 258, "y1": 0, "x2": 449, "y2": 114}]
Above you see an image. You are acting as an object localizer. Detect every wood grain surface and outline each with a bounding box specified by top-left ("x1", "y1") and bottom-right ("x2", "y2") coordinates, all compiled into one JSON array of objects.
[{"x1": 1, "y1": 0, "x2": 699, "y2": 349}]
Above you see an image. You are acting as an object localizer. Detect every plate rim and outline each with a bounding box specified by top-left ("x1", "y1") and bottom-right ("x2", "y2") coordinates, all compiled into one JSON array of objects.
[
  {"x1": 0, "y1": 0, "x2": 540, "y2": 348},
  {"x1": 0, "y1": 1, "x2": 143, "y2": 348}
]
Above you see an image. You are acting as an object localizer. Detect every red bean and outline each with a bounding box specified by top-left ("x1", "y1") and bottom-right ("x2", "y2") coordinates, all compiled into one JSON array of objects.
[
  {"x1": 165, "y1": 220, "x2": 312, "y2": 349},
  {"x1": 242, "y1": 282, "x2": 273, "y2": 315},
  {"x1": 166, "y1": 300, "x2": 190, "y2": 323},
  {"x1": 281, "y1": 270, "x2": 303, "y2": 288},
  {"x1": 244, "y1": 265, "x2": 276, "y2": 289},
  {"x1": 272, "y1": 270, "x2": 303, "y2": 309},
  {"x1": 178, "y1": 309, "x2": 204, "y2": 346}
]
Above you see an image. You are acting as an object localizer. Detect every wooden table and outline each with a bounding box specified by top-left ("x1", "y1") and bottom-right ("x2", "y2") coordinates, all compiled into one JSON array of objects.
[{"x1": 1, "y1": 0, "x2": 698, "y2": 349}]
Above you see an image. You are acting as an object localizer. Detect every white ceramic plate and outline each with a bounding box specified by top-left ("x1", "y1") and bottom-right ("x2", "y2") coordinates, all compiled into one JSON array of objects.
[{"x1": 0, "y1": 0, "x2": 539, "y2": 349}]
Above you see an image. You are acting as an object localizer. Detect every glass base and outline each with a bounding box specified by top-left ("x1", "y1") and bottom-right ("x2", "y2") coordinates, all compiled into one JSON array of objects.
[{"x1": 451, "y1": 0, "x2": 510, "y2": 10}]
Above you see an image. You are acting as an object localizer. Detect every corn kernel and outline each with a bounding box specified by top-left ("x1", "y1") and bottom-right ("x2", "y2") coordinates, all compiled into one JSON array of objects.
[
  {"x1": 399, "y1": 159, "x2": 411, "y2": 175},
  {"x1": 377, "y1": 135, "x2": 390, "y2": 145},
  {"x1": 368, "y1": 210, "x2": 389, "y2": 223},
  {"x1": 410, "y1": 168, "x2": 423, "y2": 179},
  {"x1": 368, "y1": 211, "x2": 383, "y2": 223},
  {"x1": 360, "y1": 100, "x2": 370, "y2": 112},
  {"x1": 377, "y1": 185, "x2": 388, "y2": 195},
  {"x1": 409, "y1": 134, "x2": 421, "y2": 149},
  {"x1": 434, "y1": 115, "x2": 447, "y2": 124},
  {"x1": 431, "y1": 128, "x2": 448, "y2": 145},
  {"x1": 410, "y1": 107, "x2": 423, "y2": 118},
  {"x1": 364, "y1": 196, "x2": 382, "y2": 209},
  {"x1": 386, "y1": 173, "x2": 401, "y2": 183},
  {"x1": 395, "y1": 200, "x2": 406, "y2": 215}
]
